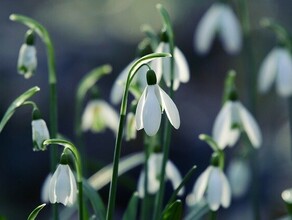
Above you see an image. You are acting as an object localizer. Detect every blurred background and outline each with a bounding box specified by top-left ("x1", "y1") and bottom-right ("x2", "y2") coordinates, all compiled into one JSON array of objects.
[{"x1": 1, "y1": 0, "x2": 292, "y2": 219}]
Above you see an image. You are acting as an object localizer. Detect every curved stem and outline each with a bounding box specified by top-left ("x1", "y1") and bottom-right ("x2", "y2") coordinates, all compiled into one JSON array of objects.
[
  {"x1": 10, "y1": 14, "x2": 59, "y2": 219},
  {"x1": 43, "y1": 139, "x2": 84, "y2": 220},
  {"x1": 105, "y1": 53, "x2": 170, "y2": 220}
]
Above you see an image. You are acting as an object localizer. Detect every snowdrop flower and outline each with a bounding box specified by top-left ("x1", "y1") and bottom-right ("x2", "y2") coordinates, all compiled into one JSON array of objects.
[
  {"x1": 151, "y1": 40, "x2": 190, "y2": 90},
  {"x1": 187, "y1": 165, "x2": 231, "y2": 211},
  {"x1": 135, "y1": 69, "x2": 180, "y2": 136},
  {"x1": 137, "y1": 153, "x2": 184, "y2": 198},
  {"x1": 212, "y1": 96, "x2": 262, "y2": 149},
  {"x1": 17, "y1": 30, "x2": 37, "y2": 79},
  {"x1": 194, "y1": 2, "x2": 242, "y2": 55},
  {"x1": 32, "y1": 119, "x2": 50, "y2": 151},
  {"x1": 258, "y1": 47, "x2": 292, "y2": 97},
  {"x1": 227, "y1": 159, "x2": 251, "y2": 198},
  {"x1": 49, "y1": 164, "x2": 77, "y2": 206},
  {"x1": 81, "y1": 100, "x2": 119, "y2": 135}
]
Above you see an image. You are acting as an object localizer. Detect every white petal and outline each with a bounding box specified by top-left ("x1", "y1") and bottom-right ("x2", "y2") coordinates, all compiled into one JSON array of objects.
[
  {"x1": 237, "y1": 102, "x2": 262, "y2": 148},
  {"x1": 174, "y1": 47, "x2": 190, "y2": 83},
  {"x1": 212, "y1": 101, "x2": 233, "y2": 149},
  {"x1": 110, "y1": 60, "x2": 135, "y2": 104},
  {"x1": 258, "y1": 48, "x2": 278, "y2": 93},
  {"x1": 99, "y1": 101, "x2": 119, "y2": 135},
  {"x1": 32, "y1": 119, "x2": 50, "y2": 150},
  {"x1": 218, "y1": 4, "x2": 242, "y2": 54},
  {"x1": 49, "y1": 166, "x2": 59, "y2": 204},
  {"x1": 193, "y1": 166, "x2": 212, "y2": 201},
  {"x1": 276, "y1": 49, "x2": 292, "y2": 97},
  {"x1": 219, "y1": 170, "x2": 231, "y2": 208},
  {"x1": 55, "y1": 165, "x2": 71, "y2": 206},
  {"x1": 158, "y1": 86, "x2": 180, "y2": 129},
  {"x1": 142, "y1": 86, "x2": 162, "y2": 136},
  {"x1": 194, "y1": 3, "x2": 222, "y2": 55},
  {"x1": 207, "y1": 167, "x2": 222, "y2": 211},
  {"x1": 135, "y1": 87, "x2": 147, "y2": 130},
  {"x1": 166, "y1": 160, "x2": 184, "y2": 195},
  {"x1": 17, "y1": 44, "x2": 37, "y2": 78},
  {"x1": 67, "y1": 166, "x2": 77, "y2": 206}
]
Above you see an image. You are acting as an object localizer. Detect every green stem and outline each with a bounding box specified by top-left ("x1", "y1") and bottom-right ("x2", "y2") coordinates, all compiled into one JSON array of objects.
[
  {"x1": 105, "y1": 53, "x2": 171, "y2": 220},
  {"x1": 210, "y1": 210, "x2": 217, "y2": 220},
  {"x1": 9, "y1": 14, "x2": 59, "y2": 220},
  {"x1": 153, "y1": 6, "x2": 175, "y2": 220},
  {"x1": 141, "y1": 137, "x2": 150, "y2": 220}
]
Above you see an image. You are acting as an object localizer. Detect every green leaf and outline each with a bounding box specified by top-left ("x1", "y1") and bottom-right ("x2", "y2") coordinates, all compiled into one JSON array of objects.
[
  {"x1": 140, "y1": 24, "x2": 160, "y2": 50},
  {"x1": 185, "y1": 200, "x2": 209, "y2": 220},
  {"x1": 27, "y1": 203, "x2": 46, "y2": 220},
  {"x1": 83, "y1": 180, "x2": 106, "y2": 220},
  {"x1": 122, "y1": 192, "x2": 139, "y2": 220},
  {"x1": 199, "y1": 134, "x2": 219, "y2": 152},
  {"x1": 222, "y1": 70, "x2": 236, "y2": 104},
  {"x1": 88, "y1": 152, "x2": 144, "y2": 190},
  {"x1": 0, "y1": 86, "x2": 40, "y2": 133},
  {"x1": 162, "y1": 200, "x2": 183, "y2": 220},
  {"x1": 163, "y1": 166, "x2": 196, "y2": 213}
]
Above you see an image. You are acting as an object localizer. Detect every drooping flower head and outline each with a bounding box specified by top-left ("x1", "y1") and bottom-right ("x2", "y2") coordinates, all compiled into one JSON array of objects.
[
  {"x1": 17, "y1": 29, "x2": 37, "y2": 79},
  {"x1": 135, "y1": 69, "x2": 180, "y2": 136},
  {"x1": 49, "y1": 163, "x2": 77, "y2": 206},
  {"x1": 151, "y1": 31, "x2": 190, "y2": 90},
  {"x1": 194, "y1": 2, "x2": 242, "y2": 55},
  {"x1": 187, "y1": 153, "x2": 231, "y2": 211},
  {"x1": 31, "y1": 108, "x2": 50, "y2": 151},
  {"x1": 258, "y1": 47, "x2": 292, "y2": 97},
  {"x1": 137, "y1": 152, "x2": 184, "y2": 198},
  {"x1": 81, "y1": 100, "x2": 119, "y2": 135},
  {"x1": 212, "y1": 91, "x2": 262, "y2": 149}
]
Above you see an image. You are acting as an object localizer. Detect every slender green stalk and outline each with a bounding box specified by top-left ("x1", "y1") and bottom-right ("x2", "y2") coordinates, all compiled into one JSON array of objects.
[
  {"x1": 210, "y1": 210, "x2": 217, "y2": 220},
  {"x1": 43, "y1": 139, "x2": 84, "y2": 220},
  {"x1": 141, "y1": 136, "x2": 150, "y2": 220},
  {"x1": 105, "y1": 53, "x2": 171, "y2": 220},
  {"x1": 153, "y1": 5, "x2": 175, "y2": 220},
  {"x1": 10, "y1": 14, "x2": 59, "y2": 220}
]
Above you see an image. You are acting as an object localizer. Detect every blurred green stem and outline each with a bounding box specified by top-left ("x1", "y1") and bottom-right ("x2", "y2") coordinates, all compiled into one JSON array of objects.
[{"x1": 238, "y1": 1, "x2": 260, "y2": 219}]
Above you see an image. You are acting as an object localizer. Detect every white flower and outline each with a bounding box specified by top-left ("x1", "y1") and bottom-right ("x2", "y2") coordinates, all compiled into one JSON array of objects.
[
  {"x1": 110, "y1": 59, "x2": 148, "y2": 104},
  {"x1": 49, "y1": 164, "x2": 77, "y2": 206},
  {"x1": 227, "y1": 159, "x2": 251, "y2": 198},
  {"x1": 137, "y1": 153, "x2": 184, "y2": 198},
  {"x1": 212, "y1": 100, "x2": 262, "y2": 149},
  {"x1": 32, "y1": 119, "x2": 50, "y2": 151},
  {"x1": 81, "y1": 100, "x2": 119, "y2": 135},
  {"x1": 187, "y1": 166, "x2": 231, "y2": 211},
  {"x1": 258, "y1": 47, "x2": 292, "y2": 97},
  {"x1": 151, "y1": 42, "x2": 190, "y2": 90},
  {"x1": 135, "y1": 70, "x2": 180, "y2": 136},
  {"x1": 17, "y1": 44, "x2": 37, "y2": 79},
  {"x1": 41, "y1": 173, "x2": 52, "y2": 203},
  {"x1": 194, "y1": 3, "x2": 242, "y2": 55},
  {"x1": 125, "y1": 112, "x2": 137, "y2": 141}
]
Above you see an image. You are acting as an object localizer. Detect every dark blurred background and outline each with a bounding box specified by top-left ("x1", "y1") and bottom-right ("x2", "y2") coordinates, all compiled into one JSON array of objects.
[{"x1": 1, "y1": 0, "x2": 292, "y2": 219}]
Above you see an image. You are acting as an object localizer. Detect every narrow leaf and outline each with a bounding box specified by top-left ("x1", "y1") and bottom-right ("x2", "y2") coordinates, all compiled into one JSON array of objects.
[
  {"x1": 88, "y1": 152, "x2": 144, "y2": 190},
  {"x1": 83, "y1": 180, "x2": 106, "y2": 220},
  {"x1": 162, "y1": 200, "x2": 183, "y2": 220},
  {"x1": 140, "y1": 24, "x2": 159, "y2": 50},
  {"x1": 27, "y1": 203, "x2": 46, "y2": 220},
  {"x1": 0, "y1": 86, "x2": 40, "y2": 133},
  {"x1": 164, "y1": 165, "x2": 196, "y2": 213},
  {"x1": 122, "y1": 192, "x2": 139, "y2": 220}
]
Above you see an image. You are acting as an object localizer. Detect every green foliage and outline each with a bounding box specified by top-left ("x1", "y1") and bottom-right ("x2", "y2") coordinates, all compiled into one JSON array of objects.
[
  {"x1": 162, "y1": 200, "x2": 183, "y2": 220},
  {"x1": 27, "y1": 203, "x2": 46, "y2": 220},
  {"x1": 122, "y1": 192, "x2": 139, "y2": 220}
]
